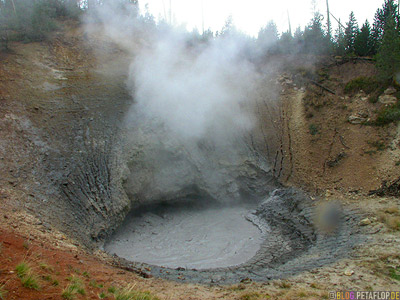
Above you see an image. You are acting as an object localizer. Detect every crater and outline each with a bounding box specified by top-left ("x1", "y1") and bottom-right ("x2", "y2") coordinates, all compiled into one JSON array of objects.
[{"x1": 103, "y1": 188, "x2": 365, "y2": 284}]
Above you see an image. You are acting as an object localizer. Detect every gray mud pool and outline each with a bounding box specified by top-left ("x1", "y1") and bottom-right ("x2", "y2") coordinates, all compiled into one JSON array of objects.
[{"x1": 104, "y1": 202, "x2": 262, "y2": 269}]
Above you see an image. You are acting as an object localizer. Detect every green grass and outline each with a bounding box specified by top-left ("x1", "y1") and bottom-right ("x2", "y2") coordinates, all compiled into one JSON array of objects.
[
  {"x1": 298, "y1": 291, "x2": 307, "y2": 297},
  {"x1": 89, "y1": 279, "x2": 104, "y2": 288},
  {"x1": 0, "y1": 284, "x2": 7, "y2": 300},
  {"x1": 344, "y1": 76, "x2": 380, "y2": 95},
  {"x1": 77, "y1": 288, "x2": 86, "y2": 295},
  {"x1": 39, "y1": 262, "x2": 54, "y2": 272},
  {"x1": 99, "y1": 292, "x2": 108, "y2": 299},
  {"x1": 61, "y1": 287, "x2": 75, "y2": 300},
  {"x1": 279, "y1": 281, "x2": 292, "y2": 289},
  {"x1": 21, "y1": 273, "x2": 40, "y2": 290},
  {"x1": 23, "y1": 240, "x2": 30, "y2": 250},
  {"x1": 15, "y1": 261, "x2": 41, "y2": 290},
  {"x1": 389, "y1": 267, "x2": 400, "y2": 281},
  {"x1": 240, "y1": 292, "x2": 262, "y2": 300},
  {"x1": 15, "y1": 262, "x2": 30, "y2": 278},
  {"x1": 114, "y1": 286, "x2": 159, "y2": 300},
  {"x1": 62, "y1": 281, "x2": 86, "y2": 299},
  {"x1": 82, "y1": 271, "x2": 90, "y2": 278},
  {"x1": 42, "y1": 274, "x2": 52, "y2": 281},
  {"x1": 66, "y1": 275, "x2": 82, "y2": 284},
  {"x1": 108, "y1": 286, "x2": 116, "y2": 293}
]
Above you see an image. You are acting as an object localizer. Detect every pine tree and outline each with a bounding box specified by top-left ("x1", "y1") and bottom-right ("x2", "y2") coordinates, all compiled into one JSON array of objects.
[
  {"x1": 303, "y1": 11, "x2": 330, "y2": 54},
  {"x1": 354, "y1": 20, "x2": 372, "y2": 56},
  {"x1": 333, "y1": 19, "x2": 346, "y2": 56},
  {"x1": 278, "y1": 31, "x2": 294, "y2": 54},
  {"x1": 376, "y1": 13, "x2": 400, "y2": 81},
  {"x1": 371, "y1": 0, "x2": 399, "y2": 54},
  {"x1": 220, "y1": 15, "x2": 235, "y2": 37},
  {"x1": 258, "y1": 21, "x2": 279, "y2": 50},
  {"x1": 344, "y1": 11, "x2": 358, "y2": 54}
]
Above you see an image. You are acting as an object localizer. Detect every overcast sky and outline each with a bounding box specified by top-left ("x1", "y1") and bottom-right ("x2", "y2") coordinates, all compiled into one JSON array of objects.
[{"x1": 144, "y1": 0, "x2": 387, "y2": 36}]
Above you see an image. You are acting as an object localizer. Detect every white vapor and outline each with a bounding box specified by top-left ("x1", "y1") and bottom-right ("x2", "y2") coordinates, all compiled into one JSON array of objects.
[
  {"x1": 86, "y1": 2, "x2": 271, "y2": 203},
  {"x1": 128, "y1": 31, "x2": 256, "y2": 142}
]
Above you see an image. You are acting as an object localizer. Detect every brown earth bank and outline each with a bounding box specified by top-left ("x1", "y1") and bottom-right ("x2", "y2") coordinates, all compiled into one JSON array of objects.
[{"x1": 1, "y1": 21, "x2": 400, "y2": 299}]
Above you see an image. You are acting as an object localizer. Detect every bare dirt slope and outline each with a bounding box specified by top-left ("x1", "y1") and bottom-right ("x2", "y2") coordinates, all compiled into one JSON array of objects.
[
  {"x1": 1, "y1": 23, "x2": 400, "y2": 299},
  {"x1": 279, "y1": 60, "x2": 400, "y2": 195}
]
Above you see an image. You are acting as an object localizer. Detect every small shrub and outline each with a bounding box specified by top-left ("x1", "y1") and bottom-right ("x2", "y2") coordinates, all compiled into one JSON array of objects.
[
  {"x1": 309, "y1": 124, "x2": 320, "y2": 135},
  {"x1": 99, "y1": 292, "x2": 108, "y2": 299},
  {"x1": 52, "y1": 279, "x2": 59, "y2": 286},
  {"x1": 344, "y1": 76, "x2": 380, "y2": 95},
  {"x1": 367, "y1": 140, "x2": 386, "y2": 151},
  {"x1": 108, "y1": 286, "x2": 116, "y2": 293},
  {"x1": 0, "y1": 284, "x2": 7, "y2": 300},
  {"x1": 294, "y1": 67, "x2": 315, "y2": 80},
  {"x1": 387, "y1": 216, "x2": 400, "y2": 230},
  {"x1": 368, "y1": 94, "x2": 379, "y2": 103},
  {"x1": 385, "y1": 206, "x2": 399, "y2": 214},
  {"x1": 375, "y1": 102, "x2": 400, "y2": 125},
  {"x1": 327, "y1": 152, "x2": 347, "y2": 167},
  {"x1": 0, "y1": 28, "x2": 10, "y2": 52}
]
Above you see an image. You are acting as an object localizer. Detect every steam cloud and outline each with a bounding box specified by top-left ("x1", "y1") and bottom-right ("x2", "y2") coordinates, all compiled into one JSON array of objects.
[
  {"x1": 128, "y1": 32, "x2": 256, "y2": 142},
  {"x1": 85, "y1": 3, "x2": 270, "y2": 203}
]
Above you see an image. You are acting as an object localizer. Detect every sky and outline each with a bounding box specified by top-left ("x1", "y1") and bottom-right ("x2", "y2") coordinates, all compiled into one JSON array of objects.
[{"x1": 143, "y1": 0, "x2": 387, "y2": 36}]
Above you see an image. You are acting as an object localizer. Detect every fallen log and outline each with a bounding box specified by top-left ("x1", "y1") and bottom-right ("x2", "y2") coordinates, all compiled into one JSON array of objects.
[
  {"x1": 309, "y1": 79, "x2": 336, "y2": 95},
  {"x1": 369, "y1": 177, "x2": 400, "y2": 197}
]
